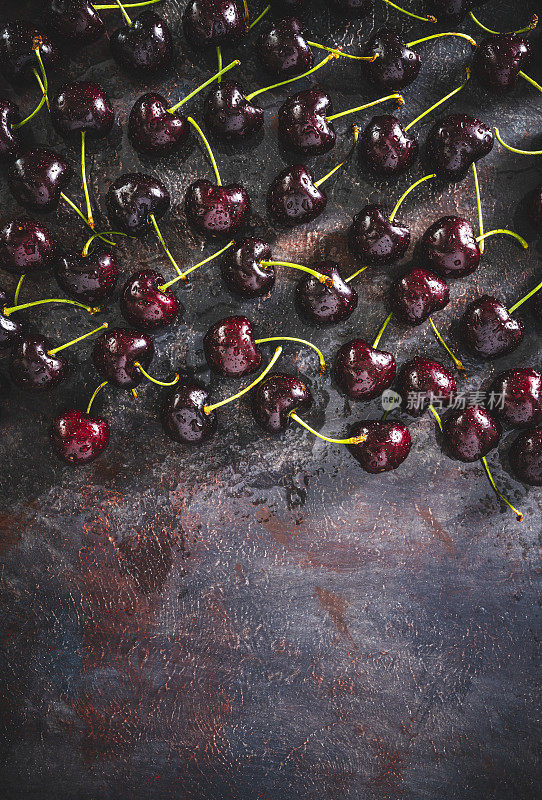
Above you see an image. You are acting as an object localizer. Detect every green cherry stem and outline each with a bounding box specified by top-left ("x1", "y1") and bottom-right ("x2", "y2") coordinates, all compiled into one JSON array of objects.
[
  {"x1": 86, "y1": 381, "x2": 109, "y2": 414},
  {"x1": 428, "y1": 403, "x2": 443, "y2": 431},
  {"x1": 3, "y1": 297, "x2": 100, "y2": 316},
  {"x1": 32, "y1": 43, "x2": 50, "y2": 111},
  {"x1": 204, "y1": 346, "x2": 283, "y2": 414},
  {"x1": 345, "y1": 265, "x2": 369, "y2": 283},
  {"x1": 59, "y1": 192, "x2": 116, "y2": 245},
  {"x1": 306, "y1": 40, "x2": 379, "y2": 61},
  {"x1": 326, "y1": 93, "x2": 403, "y2": 122},
  {"x1": 404, "y1": 70, "x2": 470, "y2": 132},
  {"x1": 254, "y1": 336, "x2": 327, "y2": 374},
  {"x1": 481, "y1": 457, "x2": 523, "y2": 521},
  {"x1": 81, "y1": 231, "x2": 126, "y2": 256},
  {"x1": 93, "y1": 0, "x2": 163, "y2": 7},
  {"x1": 469, "y1": 11, "x2": 538, "y2": 36},
  {"x1": 389, "y1": 173, "x2": 436, "y2": 221},
  {"x1": 494, "y1": 127, "x2": 542, "y2": 155},
  {"x1": 406, "y1": 32, "x2": 476, "y2": 48},
  {"x1": 187, "y1": 116, "x2": 222, "y2": 185},
  {"x1": 380, "y1": 0, "x2": 436, "y2": 23},
  {"x1": 11, "y1": 69, "x2": 48, "y2": 129},
  {"x1": 290, "y1": 412, "x2": 368, "y2": 445},
  {"x1": 160, "y1": 240, "x2": 235, "y2": 289},
  {"x1": 476, "y1": 229, "x2": 528, "y2": 249},
  {"x1": 249, "y1": 4, "x2": 270, "y2": 29},
  {"x1": 168, "y1": 60, "x2": 240, "y2": 113},
  {"x1": 114, "y1": 0, "x2": 132, "y2": 26},
  {"x1": 216, "y1": 47, "x2": 222, "y2": 83},
  {"x1": 48, "y1": 322, "x2": 108, "y2": 355},
  {"x1": 471, "y1": 162, "x2": 484, "y2": 253},
  {"x1": 519, "y1": 72, "x2": 542, "y2": 93},
  {"x1": 81, "y1": 131, "x2": 93, "y2": 228},
  {"x1": 259, "y1": 260, "x2": 334, "y2": 286},
  {"x1": 134, "y1": 361, "x2": 179, "y2": 386},
  {"x1": 148, "y1": 213, "x2": 182, "y2": 279},
  {"x1": 246, "y1": 54, "x2": 337, "y2": 102},
  {"x1": 372, "y1": 312, "x2": 393, "y2": 349},
  {"x1": 314, "y1": 124, "x2": 359, "y2": 188},
  {"x1": 508, "y1": 279, "x2": 542, "y2": 315},
  {"x1": 428, "y1": 316, "x2": 466, "y2": 376},
  {"x1": 13, "y1": 274, "x2": 25, "y2": 306}
]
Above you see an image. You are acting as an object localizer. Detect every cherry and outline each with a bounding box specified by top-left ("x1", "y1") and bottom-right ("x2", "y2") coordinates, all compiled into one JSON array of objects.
[
  {"x1": 129, "y1": 93, "x2": 189, "y2": 156},
  {"x1": 182, "y1": 0, "x2": 248, "y2": 49},
  {"x1": 347, "y1": 420, "x2": 412, "y2": 473},
  {"x1": 0, "y1": 289, "x2": 24, "y2": 348},
  {"x1": 106, "y1": 172, "x2": 169, "y2": 236},
  {"x1": 363, "y1": 28, "x2": 421, "y2": 92},
  {"x1": 220, "y1": 238, "x2": 275, "y2": 297},
  {"x1": 110, "y1": 10, "x2": 172, "y2": 73},
  {"x1": 0, "y1": 21, "x2": 59, "y2": 83},
  {"x1": 55, "y1": 247, "x2": 118, "y2": 306},
  {"x1": 326, "y1": 0, "x2": 374, "y2": 15},
  {"x1": 50, "y1": 81, "x2": 114, "y2": 139},
  {"x1": 528, "y1": 184, "x2": 542, "y2": 234},
  {"x1": 278, "y1": 89, "x2": 335, "y2": 156},
  {"x1": 203, "y1": 81, "x2": 264, "y2": 140},
  {"x1": 8, "y1": 149, "x2": 72, "y2": 214},
  {"x1": 10, "y1": 334, "x2": 69, "y2": 391},
  {"x1": 43, "y1": 0, "x2": 105, "y2": 48},
  {"x1": 120, "y1": 269, "x2": 181, "y2": 330},
  {"x1": 161, "y1": 381, "x2": 218, "y2": 445},
  {"x1": 51, "y1": 409, "x2": 109, "y2": 464},
  {"x1": 92, "y1": 327, "x2": 154, "y2": 389},
  {"x1": 390, "y1": 268, "x2": 449, "y2": 326},
  {"x1": 509, "y1": 427, "x2": 542, "y2": 486},
  {"x1": 441, "y1": 405, "x2": 500, "y2": 462},
  {"x1": 185, "y1": 180, "x2": 250, "y2": 238},
  {"x1": 0, "y1": 98, "x2": 21, "y2": 162},
  {"x1": 295, "y1": 261, "x2": 358, "y2": 325},
  {"x1": 417, "y1": 216, "x2": 479, "y2": 278},
  {"x1": 349, "y1": 206, "x2": 409, "y2": 266},
  {"x1": 472, "y1": 35, "x2": 532, "y2": 92},
  {"x1": 426, "y1": 0, "x2": 488, "y2": 25},
  {"x1": 334, "y1": 331, "x2": 396, "y2": 402},
  {"x1": 358, "y1": 115, "x2": 418, "y2": 177},
  {"x1": 459, "y1": 296, "x2": 524, "y2": 358},
  {"x1": 397, "y1": 356, "x2": 456, "y2": 417},
  {"x1": 204, "y1": 315, "x2": 262, "y2": 377},
  {"x1": 251, "y1": 372, "x2": 313, "y2": 433},
  {"x1": 258, "y1": 17, "x2": 313, "y2": 79},
  {"x1": 426, "y1": 115, "x2": 494, "y2": 182},
  {"x1": 0, "y1": 218, "x2": 57, "y2": 275},
  {"x1": 267, "y1": 164, "x2": 326, "y2": 226},
  {"x1": 489, "y1": 368, "x2": 542, "y2": 429}
]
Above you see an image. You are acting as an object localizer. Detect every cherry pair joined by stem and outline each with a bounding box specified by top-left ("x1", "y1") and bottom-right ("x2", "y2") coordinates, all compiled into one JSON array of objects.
[{"x1": 43, "y1": 0, "x2": 164, "y2": 48}]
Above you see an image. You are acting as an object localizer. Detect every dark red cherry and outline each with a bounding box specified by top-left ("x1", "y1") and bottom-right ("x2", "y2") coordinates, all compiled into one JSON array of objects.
[
  {"x1": 43, "y1": 0, "x2": 105, "y2": 47},
  {"x1": 397, "y1": 356, "x2": 456, "y2": 417},
  {"x1": 489, "y1": 369, "x2": 542, "y2": 428},
  {"x1": 0, "y1": 21, "x2": 59, "y2": 83},
  {"x1": 51, "y1": 81, "x2": 114, "y2": 140},
  {"x1": 509, "y1": 427, "x2": 542, "y2": 486},
  {"x1": 426, "y1": 114, "x2": 494, "y2": 182},
  {"x1": 51, "y1": 409, "x2": 109, "y2": 464},
  {"x1": 8, "y1": 149, "x2": 72, "y2": 213},
  {"x1": 110, "y1": 11, "x2": 172, "y2": 73},
  {"x1": 528, "y1": 184, "x2": 542, "y2": 234},
  {"x1": 182, "y1": 0, "x2": 248, "y2": 48},
  {"x1": 10, "y1": 334, "x2": 68, "y2": 391},
  {"x1": 120, "y1": 269, "x2": 180, "y2": 330},
  {"x1": 106, "y1": 173, "x2": 170, "y2": 237},
  {"x1": 326, "y1": 0, "x2": 374, "y2": 15},
  {"x1": 278, "y1": 89, "x2": 335, "y2": 156},
  {"x1": 0, "y1": 288, "x2": 24, "y2": 347},
  {"x1": 54, "y1": 248, "x2": 118, "y2": 305},
  {"x1": 425, "y1": 0, "x2": 489, "y2": 25},
  {"x1": 334, "y1": 339, "x2": 396, "y2": 401},
  {"x1": 92, "y1": 327, "x2": 154, "y2": 389},
  {"x1": 267, "y1": 164, "x2": 326, "y2": 226},
  {"x1": 416, "y1": 216, "x2": 479, "y2": 278},
  {"x1": 363, "y1": 28, "x2": 421, "y2": 92},
  {"x1": 0, "y1": 218, "x2": 57, "y2": 274},
  {"x1": 161, "y1": 381, "x2": 217, "y2": 445},
  {"x1": 347, "y1": 420, "x2": 412, "y2": 473},
  {"x1": 358, "y1": 115, "x2": 418, "y2": 177},
  {"x1": 203, "y1": 315, "x2": 262, "y2": 378},
  {"x1": 459, "y1": 295, "x2": 524, "y2": 358},
  {"x1": 128, "y1": 93, "x2": 189, "y2": 156},
  {"x1": 349, "y1": 204, "x2": 410, "y2": 265},
  {"x1": 295, "y1": 261, "x2": 358, "y2": 325},
  {"x1": 185, "y1": 179, "x2": 250, "y2": 238},
  {"x1": 472, "y1": 35, "x2": 532, "y2": 92},
  {"x1": 220, "y1": 238, "x2": 275, "y2": 297},
  {"x1": 251, "y1": 372, "x2": 313, "y2": 434},
  {"x1": 203, "y1": 81, "x2": 264, "y2": 140},
  {"x1": 442, "y1": 405, "x2": 500, "y2": 462},
  {"x1": 390, "y1": 268, "x2": 449, "y2": 325},
  {"x1": 0, "y1": 98, "x2": 21, "y2": 161},
  {"x1": 258, "y1": 17, "x2": 313, "y2": 79}
]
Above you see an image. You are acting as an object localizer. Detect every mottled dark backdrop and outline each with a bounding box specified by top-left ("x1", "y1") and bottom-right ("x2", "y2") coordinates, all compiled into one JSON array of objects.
[{"x1": 0, "y1": 1, "x2": 541, "y2": 798}]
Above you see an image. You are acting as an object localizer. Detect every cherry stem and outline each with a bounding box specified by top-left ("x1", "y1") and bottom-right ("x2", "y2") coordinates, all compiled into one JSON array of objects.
[
  {"x1": 12, "y1": 69, "x2": 48, "y2": 129},
  {"x1": 345, "y1": 265, "x2": 368, "y2": 283},
  {"x1": 114, "y1": 0, "x2": 132, "y2": 26},
  {"x1": 389, "y1": 173, "x2": 436, "y2": 221},
  {"x1": 160, "y1": 240, "x2": 235, "y2": 289},
  {"x1": 82, "y1": 230, "x2": 126, "y2": 256},
  {"x1": 255, "y1": 336, "x2": 327, "y2": 374},
  {"x1": 326, "y1": 93, "x2": 403, "y2": 122},
  {"x1": 3, "y1": 297, "x2": 100, "y2": 316},
  {"x1": 372, "y1": 312, "x2": 393, "y2": 349},
  {"x1": 48, "y1": 322, "x2": 108, "y2": 355},
  {"x1": 149, "y1": 213, "x2": 182, "y2": 279},
  {"x1": 204, "y1": 346, "x2": 283, "y2": 414},
  {"x1": 132, "y1": 388, "x2": 138, "y2": 399},
  {"x1": 508, "y1": 279, "x2": 542, "y2": 315},
  {"x1": 81, "y1": 131, "x2": 94, "y2": 229},
  {"x1": 86, "y1": 381, "x2": 108, "y2": 415},
  {"x1": 216, "y1": 47, "x2": 222, "y2": 83},
  {"x1": 33, "y1": 44, "x2": 50, "y2": 111},
  {"x1": 380, "y1": 0, "x2": 436, "y2": 23},
  {"x1": 260, "y1": 260, "x2": 333, "y2": 286},
  {"x1": 60, "y1": 193, "x2": 115, "y2": 245},
  {"x1": 404, "y1": 69, "x2": 470, "y2": 132},
  {"x1": 519, "y1": 72, "x2": 542, "y2": 94},
  {"x1": 481, "y1": 456, "x2": 523, "y2": 521},
  {"x1": 428, "y1": 404, "x2": 443, "y2": 431},
  {"x1": 246, "y1": 54, "x2": 336, "y2": 102},
  {"x1": 14, "y1": 274, "x2": 25, "y2": 306},
  {"x1": 428, "y1": 316, "x2": 467, "y2": 376},
  {"x1": 406, "y1": 32, "x2": 476, "y2": 48},
  {"x1": 306, "y1": 40, "x2": 379, "y2": 61},
  {"x1": 134, "y1": 361, "x2": 179, "y2": 387},
  {"x1": 168, "y1": 60, "x2": 240, "y2": 113},
  {"x1": 249, "y1": 4, "x2": 270, "y2": 29},
  {"x1": 494, "y1": 127, "x2": 542, "y2": 155},
  {"x1": 469, "y1": 11, "x2": 538, "y2": 36},
  {"x1": 187, "y1": 116, "x2": 221, "y2": 186},
  {"x1": 290, "y1": 412, "x2": 368, "y2": 445},
  {"x1": 476, "y1": 229, "x2": 528, "y2": 249},
  {"x1": 93, "y1": 0, "x2": 164, "y2": 7},
  {"x1": 314, "y1": 124, "x2": 359, "y2": 188},
  {"x1": 471, "y1": 162, "x2": 484, "y2": 253}
]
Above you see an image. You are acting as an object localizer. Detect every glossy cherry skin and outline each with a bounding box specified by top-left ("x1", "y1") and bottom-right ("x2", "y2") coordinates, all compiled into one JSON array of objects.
[
  {"x1": 106, "y1": 173, "x2": 170, "y2": 237},
  {"x1": 509, "y1": 427, "x2": 542, "y2": 486},
  {"x1": 334, "y1": 339, "x2": 396, "y2": 401},
  {"x1": 390, "y1": 268, "x2": 449, "y2": 326},
  {"x1": 425, "y1": 0, "x2": 488, "y2": 24},
  {"x1": 251, "y1": 372, "x2": 313, "y2": 434},
  {"x1": 258, "y1": 17, "x2": 313, "y2": 79},
  {"x1": 278, "y1": 89, "x2": 335, "y2": 157},
  {"x1": 417, "y1": 216, "x2": 479, "y2": 278},
  {"x1": 326, "y1": 0, "x2": 374, "y2": 15},
  {"x1": 182, "y1": 0, "x2": 248, "y2": 48},
  {"x1": 43, "y1": 0, "x2": 105, "y2": 47},
  {"x1": 397, "y1": 356, "x2": 456, "y2": 417},
  {"x1": 161, "y1": 381, "x2": 217, "y2": 445},
  {"x1": 426, "y1": 115, "x2": 494, "y2": 182},
  {"x1": 110, "y1": 11, "x2": 172, "y2": 73},
  {"x1": 442, "y1": 405, "x2": 500, "y2": 462},
  {"x1": 51, "y1": 409, "x2": 109, "y2": 464},
  {"x1": 92, "y1": 328, "x2": 154, "y2": 389},
  {"x1": 0, "y1": 22, "x2": 59, "y2": 83},
  {"x1": 363, "y1": 28, "x2": 421, "y2": 92},
  {"x1": 8, "y1": 149, "x2": 72, "y2": 214},
  {"x1": 349, "y1": 205, "x2": 409, "y2": 266},
  {"x1": 348, "y1": 420, "x2": 412, "y2": 473},
  {"x1": 0, "y1": 288, "x2": 24, "y2": 348},
  {"x1": 0, "y1": 218, "x2": 57, "y2": 274},
  {"x1": 358, "y1": 115, "x2": 418, "y2": 177},
  {"x1": 472, "y1": 35, "x2": 532, "y2": 92},
  {"x1": 267, "y1": 165, "x2": 326, "y2": 227},
  {"x1": 203, "y1": 315, "x2": 261, "y2": 378},
  {"x1": 528, "y1": 184, "x2": 542, "y2": 234},
  {"x1": 459, "y1": 295, "x2": 524, "y2": 359},
  {"x1": 221, "y1": 238, "x2": 275, "y2": 298},
  {"x1": 120, "y1": 269, "x2": 180, "y2": 331},
  {"x1": 51, "y1": 81, "x2": 114, "y2": 140},
  {"x1": 55, "y1": 248, "x2": 118, "y2": 305},
  {"x1": 10, "y1": 335, "x2": 68, "y2": 391},
  {"x1": 489, "y1": 368, "x2": 542, "y2": 428},
  {"x1": 0, "y1": 98, "x2": 21, "y2": 161},
  {"x1": 128, "y1": 93, "x2": 189, "y2": 156},
  {"x1": 295, "y1": 261, "x2": 358, "y2": 326},
  {"x1": 185, "y1": 180, "x2": 250, "y2": 238},
  {"x1": 203, "y1": 82, "x2": 264, "y2": 140}
]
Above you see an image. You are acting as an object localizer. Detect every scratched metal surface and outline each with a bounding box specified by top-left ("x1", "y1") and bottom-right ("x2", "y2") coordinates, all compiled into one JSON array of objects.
[{"x1": 0, "y1": 1, "x2": 541, "y2": 798}]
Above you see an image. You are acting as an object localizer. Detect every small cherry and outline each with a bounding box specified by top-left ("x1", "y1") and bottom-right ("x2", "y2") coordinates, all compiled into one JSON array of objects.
[
  {"x1": 0, "y1": 218, "x2": 57, "y2": 275},
  {"x1": 390, "y1": 268, "x2": 449, "y2": 326},
  {"x1": 43, "y1": 0, "x2": 105, "y2": 48},
  {"x1": 396, "y1": 356, "x2": 456, "y2": 417},
  {"x1": 295, "y1": 260, "x2": 358, "y2": 325},
  {"x1": 50, "y1": 81, "x2": 114, "y2": 140},
  {"x1": 10, "y1": 334, "x2": 69, "y2": 392},
  {"x1": 251, "y1": 372, "x2": 313, "y2": 433},
  {"x1": 0, "y1": 21, "x2": 59, "y2": 84},
  {"x1": 358, "y1": 115, "x2": 418, "y2": 177},
  {"x1": 92, "y1": 327, "x2": 155, "y2": 389},
  {"x1": 441, "y1": 405, "x2": 500, "y2": 462},
  {"x1": 509, "y1": 428, "x2": 542, "y2": 486},
  {"x1": 221, "y1": 238, "x2": 275, "y2": 297},
  {"x1": 489, "y1": 368, "x2": 542, "y2": 429},
  {"x1": 472, "y1": 35, "x2": 533, "y2": 92},
  {"x1": 0, "y1": 288, "x2": 25, "y2": 348},
  {"x1": 8, "y1": 148, "x2": 73, "y2": 214},
  {"x1": 51, "y1": 380, "x2": 110, "y2": 464},
  {"x1": 106, "y1": 172, "x2": 169, "y2": 236},
  {"x1": 54, "y1": 232, "x2": 119, "y2": 305},
  {"x1": 120, "y1": 269, "x2": 181, "y2": 330},
  {"x1": 426, "y1": 114, "x2": 494, "y2": 182},
  {"x1": 0, "y1": 98, "x2": 21, "y2": 162},
  {"x1": 334, "y1": 313, "x2": 396, "y2": 401},
  {"x1": 347, "y1": 420, "x2": 412, "y2": 473},
  {"x1": 528, "y1": 185, "x2": 542, "y2": 234},
  {"x1": 110, "y1": 5, "x2": 173, "y2": 73},
  {"x1": 258, "y1": 17, "x2": 313, "y2": 79},
  {"x1": 182, "y1": 0, "x2": 248, "y2": 49}
]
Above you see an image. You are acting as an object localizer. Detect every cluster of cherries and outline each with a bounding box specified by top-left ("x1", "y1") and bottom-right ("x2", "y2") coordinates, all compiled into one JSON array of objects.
[{"x1": 0, "y1": 0, "x2": 541, "y2": 521}]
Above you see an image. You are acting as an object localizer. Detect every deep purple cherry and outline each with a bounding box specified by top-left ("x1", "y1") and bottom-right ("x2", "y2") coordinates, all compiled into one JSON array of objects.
[
  {"x1": 161, "y1": 381, "x2": 217, "y2": 445},
  {"x1": 528, "y1": 184, "x2": 542, "y2": 234},
  {"x1": 8, "y1": 148, "x2": 72, "y2": 213},
  {"x1": 220, "y1": 238, "x2": 275, "y2": 298},
  {"x1": 363, "y1": 28, "x2": 421, "y2": 92},
  {"x1": 358, "y1": 115, "x2": 418, "y2": 177},
  {"x1": 258, "y1": 17, "x2": 313, "y2": 79},
  {"x1": 509, "y1": 427, "x2": 542, "y2": 486},
  {"x1": 416, "y1": 216, "x2": 479, "y2": 278},
  {"x1": 347, "y1": 420, "x2": 412, "y2": 472},
  {"x1": 0, "y1": 288, "x2": 24, "y2": 347},
  {"x1": 334, "y1": 339, "x2": 396, "y2": 401},
  {"x1": 55, "y1": 248, "x2": 118, "y2": 305},
  {"x1": 10, "y1": 334, "x2": 68, "y2": 391},
  {"x1": 0, "y1": 21, "x2": 59, "y2": 83},
  {"x1": 295, "y1": 261, "x2": 358, "y2": 325},
  {"x1": 390, "y1": 268, "x2": 449, "y2": 325},
  {"x1": 425, "y1": 0, "x2": 488, "y2": 24},
  {"x1": 278, "y1": 89, "x2": 335, "y2": 156},
  {"x1": 203, "y1": 315, "x2": 262, "y2": 378},
  {"x1": 426, "y1": 115, "x2": 494, "y2": 182},
  {"x1": 185, "y1": 179, "x2": 250, "y2": 238},
  {"x1": 459, "y1": 295, "x2": 524, "y2": 358},
  {"x1": 0, "y1": 218, "x2": 57, "y2": 274},
  {"x1": 472, "y1": 35, "x2": 532, "y2": 92},
  {"x1": 128, "y1": 93, "x2": 189, "y2": 156},
  {"x1": 442, "y1": 405, "x2": 500, "y2": 462},
  {"x1": 106, "y1": 173, "x2": 170, "y2": 237},
  {"x1": 397, "y1": 356, "x2": 456, "y2": 417},
  {"x1": 326, "y1": 0, "x2": 374, "y2": 15},
  {"x1": 203, "y1": 81, "x2": 264, "y2": 140},
  {"x1": 120, "y1": 269, "x2": 181, "y2": 330},
  {"x1": 0, "y1": 98, "x2": 21, "y2": 161},
  {"x1": 50, "y1": 81, "x2": 114, "y2": 139},
  {"x1": 51, "y1": 409, "x2": 109, "y2": 464},
  {"x1": 349, "y1": 205, "x2": 410, "y2": 265},
  {"x1": 43, "y1": 0, "x2": 105, "y2": 47},
  {"x1": 182, "y1": 0, "x2": 248, "y2": 48},
  {"x1": 489, "y1": 368, "x2": 542, "y2": 428},
  {"x1": 267, "y1": 164, "x2": 326, "y2": 226},
  {"x1": 92, "y1": 327, "x2": 154, "y2": 389},
  {"x1": 251, "y1": 372, "x2": 313, "y2": 434},
  {"x1": 110, "y1": 11, "x2": 172, "y2": 73}
]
